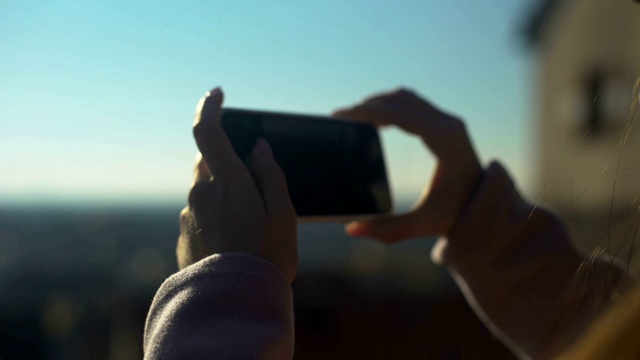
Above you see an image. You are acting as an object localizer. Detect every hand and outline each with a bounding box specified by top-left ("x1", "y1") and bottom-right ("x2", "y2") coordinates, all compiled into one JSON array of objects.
[
  {"x1": 334, "y1": 88, "x2": 482, "y2": 242},
  {"x1": 177, "y1": 88, "x2": 298, "y2": 283}
]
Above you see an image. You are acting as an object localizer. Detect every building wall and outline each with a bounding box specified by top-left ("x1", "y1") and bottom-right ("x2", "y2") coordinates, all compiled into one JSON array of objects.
[{"x1": 535, "y1": 0, "x2": 640, "y2": 272}]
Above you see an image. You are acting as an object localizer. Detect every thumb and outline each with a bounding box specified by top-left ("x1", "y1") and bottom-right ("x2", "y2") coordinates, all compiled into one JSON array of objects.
[
  {"x1": 250, "y1": 139, "x2": 294, "y2": 216},
  {"x1": 345, "y1": 210, "x2": 434, "y2": 243}
]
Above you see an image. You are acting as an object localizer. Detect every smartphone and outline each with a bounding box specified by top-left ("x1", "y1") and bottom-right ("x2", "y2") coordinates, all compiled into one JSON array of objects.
[{"x1": 220, "y1": 108, "x2": 392, "y2": 221}]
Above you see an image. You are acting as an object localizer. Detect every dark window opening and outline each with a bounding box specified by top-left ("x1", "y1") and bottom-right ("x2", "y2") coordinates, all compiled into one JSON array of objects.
[{"x1": 585, "y1": 72, "x2": 603, "y2": 136}]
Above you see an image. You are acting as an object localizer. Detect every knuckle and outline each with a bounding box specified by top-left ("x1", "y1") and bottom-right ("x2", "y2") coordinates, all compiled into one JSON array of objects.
[
  {"x1": 179, "y1": 206, "x2": 202, "y2": 236},
  {"x1": 192, "y1": 120, "x2": 208, "y2": 138},
  {"x1": 449, "y1": 116, "x2": 467, "y2": 135},
  {"x1": 394, "y1": 87, "x2": 415, "y2": 97},
  {"x1": 193, "y1": 121, "x2": 223, "y2": 143},
  {"x1": 179, "y1": 206, "x2": 192, "y2": 224}
]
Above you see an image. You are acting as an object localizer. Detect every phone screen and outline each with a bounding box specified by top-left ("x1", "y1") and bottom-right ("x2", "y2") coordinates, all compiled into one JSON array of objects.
[{"x1": 221, "y1": 108, "x2": 392, "y2": 217}]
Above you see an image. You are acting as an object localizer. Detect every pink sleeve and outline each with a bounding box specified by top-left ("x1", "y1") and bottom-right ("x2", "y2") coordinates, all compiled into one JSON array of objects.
[
  {"x1": 143, "y1": 253, "x2": 294, "y2": 360},
  {"x1": 432, "y1": 162, "x2": 635, "y2": 359}
]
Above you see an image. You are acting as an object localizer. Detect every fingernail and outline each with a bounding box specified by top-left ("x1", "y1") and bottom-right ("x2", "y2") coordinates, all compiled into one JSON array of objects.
[
  {"x1": 255, "y1": 138, "x2": 273, "y2": 158},
  {"x1": 195, "y1": 87, "x2": 223, "y2": 124},
  {"x1": 206, "y1": 87, "x2": 221, "y2": 97}
]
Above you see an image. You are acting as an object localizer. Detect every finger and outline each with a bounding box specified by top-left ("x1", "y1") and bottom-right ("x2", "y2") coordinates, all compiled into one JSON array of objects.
[
  {"x1": 250, "y1": 139, "x2": 295, "y2": 217},
  {"x1": 334, "y1": 88, "x2": 460, "y2": 137},
  {"x1": 360, "y1": 88, "x2": 418, "y2": 108},
  {"x1": 345, "y1": 210, "x2": 435, "y2": 243},
  {"x1": 335, "y1": 102, "x2": 433, "y2": 134},
  {"x1": 192, "y1": 152, "x2": 212, "y2": 185},
  {"x1": 192, "y1": 88, "x2": 247, "y2": 178},
  {"x1": 332, "y1": 88, "x2": 416, "y2": 119},
  {"x1": 335, "y1": 102, "x2": 470, "y2": 160},
  {"x1": 334, "y1": 102, "x2": 437, "y2": 141},
  {"x1": 332, "y1": 103, "x2": 397, "y2": 127}
]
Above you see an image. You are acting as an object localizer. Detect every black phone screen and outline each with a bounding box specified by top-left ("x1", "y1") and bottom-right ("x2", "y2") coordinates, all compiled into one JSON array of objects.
[{"x1": 221, "y1": 108, "x2": 392, "y2": 217}]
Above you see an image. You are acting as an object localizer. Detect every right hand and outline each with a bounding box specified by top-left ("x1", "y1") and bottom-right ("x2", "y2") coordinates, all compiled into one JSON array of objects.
[
  {"x1": 334, "y1": 88, "x2": 483, "y2": 243},
  {"x1": 177, "y1": 88, "x2": 298, "y2": 283}
]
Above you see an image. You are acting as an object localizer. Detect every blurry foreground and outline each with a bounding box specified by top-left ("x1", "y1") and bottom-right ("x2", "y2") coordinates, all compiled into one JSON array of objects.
[{"x1": 0, "y1": 205, "x2": 514, "y2": 359}]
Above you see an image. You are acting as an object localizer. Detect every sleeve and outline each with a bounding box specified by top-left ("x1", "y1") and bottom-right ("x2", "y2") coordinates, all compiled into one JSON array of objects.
[
  {"x1": 431, "y1": 161, "x2": 636, "y2": 359},
  {"x1": 143, "y1": 252, "x2": 295, "y2": 360}
]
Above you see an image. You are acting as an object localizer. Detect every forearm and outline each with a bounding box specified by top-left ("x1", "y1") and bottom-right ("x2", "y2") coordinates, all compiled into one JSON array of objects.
[
  {"x1": 432, "y1": 162, "x2": 635, "y2": 359},
  {"x1": 144, "y1": 253, "x2": 294, "y2": 360}
]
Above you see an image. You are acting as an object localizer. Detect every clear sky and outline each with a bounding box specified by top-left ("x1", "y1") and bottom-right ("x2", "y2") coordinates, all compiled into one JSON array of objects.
[{"x1": 1, "y1": 0, "x2": 536, "y2": 206}]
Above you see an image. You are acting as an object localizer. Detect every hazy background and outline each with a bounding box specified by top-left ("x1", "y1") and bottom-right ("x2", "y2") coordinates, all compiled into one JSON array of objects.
[
  {"x1": 1, "y1": 0, "x2": 535, "y2": 205},
  {"x1": 0, "y1": 1, "x2": 540, "y2": 359}
]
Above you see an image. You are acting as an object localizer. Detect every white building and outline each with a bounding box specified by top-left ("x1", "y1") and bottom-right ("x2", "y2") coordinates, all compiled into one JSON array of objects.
[{"x1": 524, "y1": 0, "x2": 640, "y2": 273}]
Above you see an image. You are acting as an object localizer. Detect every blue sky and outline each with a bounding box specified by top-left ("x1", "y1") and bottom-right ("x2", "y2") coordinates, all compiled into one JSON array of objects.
[{"x1": 1, "y1": 0, "x2": 536, "y2": 206}]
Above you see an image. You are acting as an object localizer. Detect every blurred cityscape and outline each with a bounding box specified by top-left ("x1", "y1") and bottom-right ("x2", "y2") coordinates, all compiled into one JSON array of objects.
[
  {"x1": 0, "y1": 204, "x2": 513, "y2": 359},
  {"x1": 1, "y1": 0, "x2": 640, "y2": 358}
]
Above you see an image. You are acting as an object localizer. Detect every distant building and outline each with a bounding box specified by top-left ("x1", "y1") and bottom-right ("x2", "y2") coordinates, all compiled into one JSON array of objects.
[{"x1": 523, "y1": 0, "x2": 640, "y2": 273}]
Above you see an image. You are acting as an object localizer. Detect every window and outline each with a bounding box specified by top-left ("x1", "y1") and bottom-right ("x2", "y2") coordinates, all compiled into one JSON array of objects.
[{"x1": 584, "y1": 71, "x2": 636, "y2": 136}]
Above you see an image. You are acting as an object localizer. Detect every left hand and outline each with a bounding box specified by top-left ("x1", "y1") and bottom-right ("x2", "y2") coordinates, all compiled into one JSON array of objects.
[
  {"x1": 176, "y1": 88, "x2": 298, "y2": 283},
  {"x1": 334, "y1": 88, "x2": 482, "y2": 242}
]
